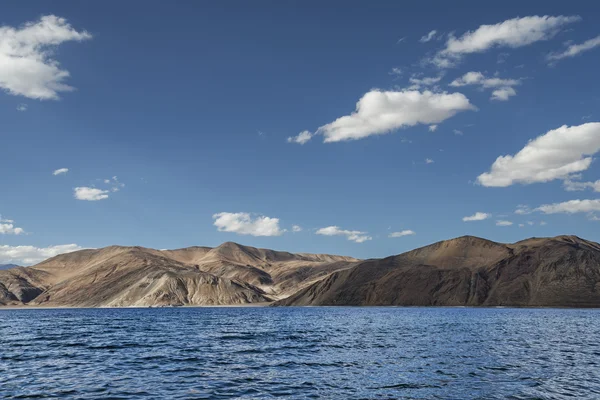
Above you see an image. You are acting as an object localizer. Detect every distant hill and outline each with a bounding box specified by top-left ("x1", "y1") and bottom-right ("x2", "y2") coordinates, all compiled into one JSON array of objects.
[
  {"x1": 275, "y1": 235, "x2": 600, "y2": 308},
  {"x1": 3, "y1": 236, "x2": 600, "y2": 308},
  {"x1": 0, "y1": 264, "x2": 19, "y2": 270},
  {"x1": 0, "y1": 243, "x2": 358, "y2": 307}
]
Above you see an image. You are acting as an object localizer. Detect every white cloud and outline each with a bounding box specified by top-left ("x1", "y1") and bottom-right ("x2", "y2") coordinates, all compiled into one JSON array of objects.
[
  {"x1": 496, "y1": 220, "x2": 513, "y2": 226},
  {"x1": 563, "y1": 179, "x2": 600, "y2": 192},
  {"x1": 453, "y1": 129, "x2": 463, "y2": 135},
  {"x1": 477, "y1": 123, "x2": 600, "y2": 187},
  {"x1": 407, "y1": 75, "x2": 443, "y2": 90},
  {"x1": 420, "y1": 30, "x2": 438, "y2": 43},
  {"x1": 316, "y1": 226, "x2": 372, "y2": 243},
  {"x1": 292, "y1": 225, "x2": 302, "y2": 232},
  {"x1": 213, "y1": 212, "x2": 284, "y2": 236},
  {"x1": 107, "y1": 176, "x2": 125, "y2": 192},
  {"x1": 53, "y1": 168, "x2": 68, "y2": 176},
  {"x1": 450, "y1": 71, "x2": 520, "y2": 101},
  {"x1": 540, "y1": 221, "x2": 547, "y2": 225},
  {"x1": 463, "y1": 212, "x2": 491, "y2": 221},
  {"x1": 287, "y1": 130, "x2": 313, "y2": 145},
  {"x1": 519, "y1": 223, "x2": 525, "y2": 227},
  {"x1": 547, "y1": 35, "x2": 600, "y2": 63},
  {"x1": 515, "y1": 205, "x2": 532, "y2": 215},
  {"x1": 389, "y1": 67, "x2": 403, "y2": 76},
  {"x1": 450, "y1": 72, "x2": 520, "y2": 88},
  {"x1": 527, "y1": 221, "x2": 534, "y2": 226},
  {"x1": 0, "y1": 15, "x2": 92, "y2": 100},
  {"x1": 389, "y1": 230, "x2": 415, "y2": 237},
  {"x1": 491, "y1": 87, "x2": 517, "y2": 101},
  {"x1": 0, "y1": 223, "x2": 24, "y2": 235},
  {"x1": 16, "y1": 103, "x2": 27, "y2": 111},
  {"x1": 0, "y1": 244, "x2": 83, "y2": 265},
  {"x1": 431, "y1": 15, "x2": 580, "y2": 67},
  {"x1": 309, "y1": 89, "x2": 476, "y2": 143},
  {"x1": 425, "y1": 158, "x2": 434, "y2": 164},
  {"x1": 429, "y1": 124, "x2": 438, "y2": 132},
  {"x1": 533, "y1": 199, "x2": 600, "y2": 214},
  {"x1": 74, "y1": 187, "x2": 109, "y2": 201}
]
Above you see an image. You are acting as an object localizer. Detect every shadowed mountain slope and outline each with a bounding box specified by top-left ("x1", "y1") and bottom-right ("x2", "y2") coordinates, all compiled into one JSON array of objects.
[{"x1": 275, "y1": 235, "x2": 600, "y2": 307}]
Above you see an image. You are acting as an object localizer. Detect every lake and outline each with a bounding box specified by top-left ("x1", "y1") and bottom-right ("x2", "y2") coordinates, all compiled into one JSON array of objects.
[{"x1": 1, "y1": 307, "x2": 599, "y2": 399}]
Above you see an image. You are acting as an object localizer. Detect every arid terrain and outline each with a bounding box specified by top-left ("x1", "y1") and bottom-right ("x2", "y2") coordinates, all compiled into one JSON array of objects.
[
  {"x1": 2, "y1": 235, "x2": 600, "y2": 308},
  {"x1": 276, "y1": 235, "x2": 600, "y2": 307},
  {"x1": 0, "y1": 242, "x2": 358, "y2": 307}
]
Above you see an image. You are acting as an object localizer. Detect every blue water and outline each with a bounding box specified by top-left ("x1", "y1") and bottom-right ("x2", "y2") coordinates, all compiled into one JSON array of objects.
[{"x1": 1, "y1": 307, "x2": 599, "y2": 399}]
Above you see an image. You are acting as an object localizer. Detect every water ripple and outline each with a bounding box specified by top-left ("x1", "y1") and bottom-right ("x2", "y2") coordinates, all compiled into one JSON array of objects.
[{"x1": 1, "y1": 307, "x2": 599, "y2": 399}]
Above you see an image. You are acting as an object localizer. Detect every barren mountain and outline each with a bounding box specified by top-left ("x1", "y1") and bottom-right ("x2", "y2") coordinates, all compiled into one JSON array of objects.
[
  {"x1": 0, "y1": 242, "x2": 358, "y2": 307},
  {"x1": 276, "y1": 235, "x2": 600, "y2": 307}
]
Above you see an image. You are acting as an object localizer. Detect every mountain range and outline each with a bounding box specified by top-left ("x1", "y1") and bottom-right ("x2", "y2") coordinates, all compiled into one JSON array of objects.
[{"x1": 1, "y1": 235, "x2": 600, "y2": 308}]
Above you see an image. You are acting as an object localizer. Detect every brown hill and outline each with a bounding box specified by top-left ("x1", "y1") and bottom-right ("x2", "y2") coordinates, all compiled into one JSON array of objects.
[
  {"x1": 0, "y1": 243, "x2": 358, "y2": 307},
  {"x1": 275, "y1": 235, "x2": 600, "y2": 307}
]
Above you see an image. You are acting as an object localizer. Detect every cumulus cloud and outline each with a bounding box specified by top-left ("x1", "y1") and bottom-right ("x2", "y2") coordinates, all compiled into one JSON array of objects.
[
  {"x1": 429, "y1": 124, "x2": 438, "y2": 132},
  {"x1": 425, "y1": 158, "x2": 434, "y2": 164},
  {"x1": 389, "y1": 230, "x2": 415, "y2": 237},
  {"x1": 533, "y1": 199, "x2": 600, "y2": 214},
  {"x1": 0, "y1": 15, "x2": 92, "y2": 100},
  {"x1": 420, "y1": 30, "x2": 438, "y2": 43},
  {"x1": 453, "y1": 129, "x2": 463, "y2": 136},
  {"x1": 0, "y1": 244, "x2": 82, "y2": 265},
  {"x1": 450, "y1": 71, "x2": 520, "y2": 101},
  {"x1": 53, "y1": 168, "x2": 69, "y2": 175},
  {"x1": 491, "y1": 87, "x2": 517, "y2": 101},
  {"x1": 431, "y1": 15, "x2": 580, "y2": 67},
  {"x1": 292, "y1": 225, "x2": 302, "y2": 232},
  {"x1": 477, "y1": 123, "x2": 600, "y2": 187},
  {"x1": 213, "y1": 212, "x2": 284, "y2": 236},
  {"x1": 496, "y1": 220, "x2": 513, "y2": 226},
  {"x1": 74, "y1": 187, "x2": 110, "y2": 201},
  {"x1": 16, "y1": 103, "x2": 27, "y2": 111},
  {"x1": 316, "y1": 226, "x2": 372, "y2": 243},
  {"x1": 301, "y1": 89, "x2": 475, "y2": 143},
  {"x1": 0, "y1": 223, "x2": 24, "y2": 235},
  {"x1": 547, "y1": 35, "x2": 600, "y2": 63},
  {"x1": 463, "y1": 212, "x2": 491, "y2": 221},
  {"x1": 287, "y1": 130, "x2": 313, "y2": 145}
]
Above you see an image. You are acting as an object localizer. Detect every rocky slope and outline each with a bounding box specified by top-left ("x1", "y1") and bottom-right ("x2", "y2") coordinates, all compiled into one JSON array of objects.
[
  {"x1": 0, "y1": 242, "x2": 358, "y2": 307},
  {"x1": 275, "y1": 235, "x2": 600, "y2": 307}
]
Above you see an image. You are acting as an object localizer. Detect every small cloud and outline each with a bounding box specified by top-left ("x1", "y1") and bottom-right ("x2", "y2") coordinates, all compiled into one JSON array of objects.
[
  {"x1": 0, "y1": 243, "x2": 83, "y2": 265},
  {"x1": 518, "y1": 223, "x2": 525, "y2": 227},
  {"x1": 396, "y1": 37, "x2": 407, "y2": 44},
  {"x1": 287, "y1": 130, "x2": 313, "y2": 145},
  {"x1": 429, "y1": 124, "x2": 438, "y2": 132},
  {"x1": 389, "y1": 230, "x2": 415, "y2": 237},
  {"x1": 16, "y1": 103, "x2": 27, "y2": 111},
  {"x1": 540, "y1": 221, "x2": 547, "y2": 225},
  {"x1": 547, "y1": 35, "x2": 600, "y2": 64},
  {"x1": 389, "y1": 67, "x2": 403, "y2": 77},
  {"x1": 316, "y1": 226, "x2": 371, "y2": 243},
  {"x1": 292, "y1": 225, "x2": 302, "y2": 232},
  {"x1": 213, "y1": 212, "x2": 284, "y2": 237},
  {"x1": 425, "y1": 158, "x2": 434, "y2": 164},
  {"x1": 74, "y1": 187, "x2": 110, "y2": 201},
  {"x1": 496, "y1": 220, "x2": 513, "y2": 226},
  {"x1": 419, "y1": 30, "x2": 437, "y2": 43},
  {"x1": 453, "y1": 129, "x2": 463, "y2": 136},
  {"x1": 463, "y1": 212, "x2": 491, "y2": 222},
  {"x1": 53, "y1": 168, "x2": 69, "y2": 176}
]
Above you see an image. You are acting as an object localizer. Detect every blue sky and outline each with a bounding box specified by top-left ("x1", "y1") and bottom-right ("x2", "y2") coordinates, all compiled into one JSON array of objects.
[{"x1": 1, "y1": 1, "x2": 600, "y2": 264}]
